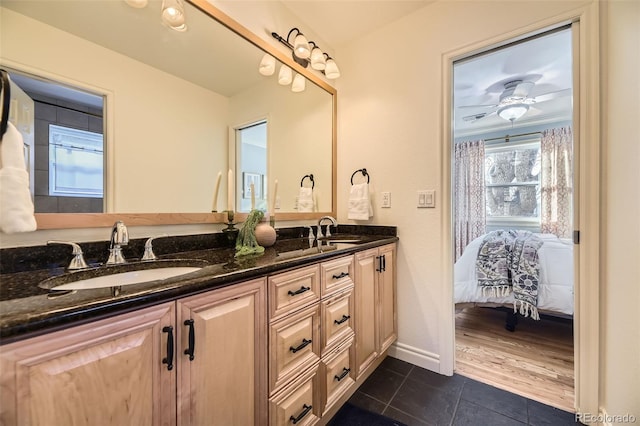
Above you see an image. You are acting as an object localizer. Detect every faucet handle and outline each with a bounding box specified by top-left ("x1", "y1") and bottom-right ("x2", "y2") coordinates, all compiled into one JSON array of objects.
[
  {"x1": 141, "y1": 234, "x2": 168, "y2": 261},
  {"x1": 48, "y1": 240, "x2": 89, "y2": 270}
]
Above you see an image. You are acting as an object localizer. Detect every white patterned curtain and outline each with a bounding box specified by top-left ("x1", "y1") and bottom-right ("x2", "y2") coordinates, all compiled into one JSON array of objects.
[
  {"x1": 540, "y1": 126, "x2": 573, "y2": 238},
  {"x1": 454, "y1": 140, "x2": 486, "y2": 261}
]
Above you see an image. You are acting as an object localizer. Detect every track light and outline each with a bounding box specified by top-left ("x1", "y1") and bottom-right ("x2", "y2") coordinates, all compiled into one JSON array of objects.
[{"x1": 271, "y1": 28, "x2": 340, "y2": 79}]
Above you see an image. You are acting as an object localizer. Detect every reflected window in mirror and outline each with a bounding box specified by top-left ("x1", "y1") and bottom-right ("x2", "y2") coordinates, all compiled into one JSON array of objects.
[
  {"x1": 8, "y1": 70, "x2": 105, "y2": 213},
  {"x1": 236, "y1": 120, "x2": 267, "y2": 212}
]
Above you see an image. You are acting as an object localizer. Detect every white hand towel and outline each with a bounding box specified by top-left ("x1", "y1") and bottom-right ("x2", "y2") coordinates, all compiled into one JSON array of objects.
[
  {"x1": 297, "y1": 187, "x2": 315, "y2": 212},
  {"x1": 348, "y1": 183, "x2": 373, "y2": 220},
  {"x1": 0, "y1": 122, "x2": 37, "y2": 233}
]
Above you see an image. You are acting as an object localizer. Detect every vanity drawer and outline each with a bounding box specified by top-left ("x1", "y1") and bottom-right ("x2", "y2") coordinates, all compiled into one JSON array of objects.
[
  {"x1": 320, "y1": 255, "x2": 354, "y2": 297},
  {"x1": 320, "y1": 337, "x2": 355, "y2": 416},
  {"x1": 320, "y1": 288, "x2": 354, "y2": 356},
  {"x1": 269, "y1": 265, "x2": 320, "y2": 321},
  {"x1": 269, "y1": 365, "x2": 320, "y2": 426},
  {"x1": 269, "y1": 303, "x2": 320, "y2": 393}
]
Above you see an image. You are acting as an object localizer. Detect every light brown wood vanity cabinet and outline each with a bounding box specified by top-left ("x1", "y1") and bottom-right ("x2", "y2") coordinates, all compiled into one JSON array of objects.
[
  {"x1": 0, "y1": 242, "x2": 396, "y2": 426},
  {"x1": 0, "y1": 278, "x2": 267, "y2": 426}
]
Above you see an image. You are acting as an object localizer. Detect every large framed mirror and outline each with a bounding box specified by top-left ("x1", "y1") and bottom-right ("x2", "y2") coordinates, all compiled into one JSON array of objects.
[{"x1": 0, "y1": 0, "x2": 336, "y2": 229}]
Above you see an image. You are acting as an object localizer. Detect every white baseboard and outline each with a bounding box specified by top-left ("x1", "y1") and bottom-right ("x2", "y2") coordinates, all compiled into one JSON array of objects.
[{"x1": 387, "y1": 341, "x2": 443, "y2": 373}]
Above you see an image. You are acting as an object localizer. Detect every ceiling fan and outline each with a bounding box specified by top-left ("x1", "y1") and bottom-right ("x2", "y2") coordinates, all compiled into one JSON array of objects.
[{"x1": 459, "y1": 80, "x2": 571, "y2": 123}]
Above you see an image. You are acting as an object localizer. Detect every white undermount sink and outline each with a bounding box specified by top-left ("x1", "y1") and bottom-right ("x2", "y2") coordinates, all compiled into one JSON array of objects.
[{"x1": 49, "y1": 267, "x2": 202, "y2": 291}]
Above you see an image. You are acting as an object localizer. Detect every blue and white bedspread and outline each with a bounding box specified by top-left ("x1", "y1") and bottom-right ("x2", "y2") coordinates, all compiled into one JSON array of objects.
[{"x1": 455, "y1": 231, "x2": 574, "y2": 318}]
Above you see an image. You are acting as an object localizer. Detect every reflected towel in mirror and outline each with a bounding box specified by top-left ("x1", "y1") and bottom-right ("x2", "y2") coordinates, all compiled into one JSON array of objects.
[
  {"x1": 0, "y1": 122, "x2": 37, "y2": 233},
  {"x1": 298, "y1": 187, "x2": 315, "y2": 212}
]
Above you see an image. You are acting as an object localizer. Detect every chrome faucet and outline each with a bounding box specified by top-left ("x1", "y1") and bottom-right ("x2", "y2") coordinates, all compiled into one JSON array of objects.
[
  {"x1": 141, "y1": 234, "x2": 168, "y2": 261},
  {"x1": 48, "y1": 240, "x2": 89, "y2": 270},
  {"x1": 106, "y1": 221, "x2": 129, "y2": 265},
  {"x1": 317, "y1": 215, "x2": 338, "y2": 239}
]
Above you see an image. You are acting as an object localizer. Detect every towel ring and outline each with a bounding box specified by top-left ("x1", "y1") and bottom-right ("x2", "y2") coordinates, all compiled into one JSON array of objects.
[
  {"x1": 300, "y1": 174, "x2": 315, "y2": 189},
  {"x1": 350, "y1": 168, "x2": 370, "y2": 185},
  {"x1": 0, "y1": 69, "x2": 10, "y2": 138}
]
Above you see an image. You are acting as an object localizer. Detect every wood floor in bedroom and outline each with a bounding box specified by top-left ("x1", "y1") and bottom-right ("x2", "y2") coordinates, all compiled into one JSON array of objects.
[{"x1": 455, "y1": 306, "x2": 575, "y2": 413}]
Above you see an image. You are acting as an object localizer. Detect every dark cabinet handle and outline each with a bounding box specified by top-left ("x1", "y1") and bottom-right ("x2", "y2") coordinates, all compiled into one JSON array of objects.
[
  {"x1": 332, "y1": 271, "x2": 349, "y2": 280},
  {"x1": 162, "y1": 326, "x2": 174, "y2": 371},
  {"x1": 375, "y1": 255, "x2": 382, "y2": 272},
  {"x1": 382, "y1": 254, "x2": 386, "y2": 272},
  {"x1": 289, "y1": 404, "x2": 312, "y2": 424},
  {"x1": 288, "y1": 286, "x2": 310, "y2": 296},
  {"x1": 184, "y1": 319, "x2": 195, "y2": 361},
  {"x1": 334, "y1": 367, "x2": 351, "y2": 381},
  {"x1": 289, "y1": 338, "x2": 312, "y2": 353},
  {"x1": 334, "y1": 314, "x2": 351, "y2": 325}
]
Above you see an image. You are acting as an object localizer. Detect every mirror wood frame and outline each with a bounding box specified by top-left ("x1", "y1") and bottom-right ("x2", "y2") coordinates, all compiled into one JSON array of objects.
[{"x1": 33, "y1": 0, "x2": 337, "y2": 229}]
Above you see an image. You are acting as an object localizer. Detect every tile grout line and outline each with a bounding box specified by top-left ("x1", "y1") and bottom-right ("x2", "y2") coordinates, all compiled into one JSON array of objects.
[{"x1": 382, "y1": 365, "x2": 414, "y2": 419}]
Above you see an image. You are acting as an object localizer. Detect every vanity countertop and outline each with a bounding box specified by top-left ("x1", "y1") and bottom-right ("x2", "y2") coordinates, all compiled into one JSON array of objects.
[{"x1": 0, "y1": 227, "x2": 397, "y2": 343}]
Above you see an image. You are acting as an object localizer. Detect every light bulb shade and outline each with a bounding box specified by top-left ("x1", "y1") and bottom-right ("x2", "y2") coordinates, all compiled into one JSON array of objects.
[
  {"x1": 162, "y1": 0, "x2": 187, "y2": 31},
  {"x1": 278, "y1": 65, "x2": 292, "y2": 85},
  {"x1": 497, "y1": 104, "x2": 529, "y2": 122},
  {"x1": 292, "y1": 73, "x2": 306, "y2": 92},
  {"x1": 293, "y1": 33, "x2": 311, "y2": 59},
  {"x1": 310, "y1": 47, "x2": 326, "y2": 70},
  {"x1": 324, "y1": 58, "x2": 340, "y2": 79},
  {"x1": 259, "y1": 54, "x2": 276, "y2": 76},
  {"x1": 125, "y1": 0, "x2": 148, "y2": 8}
]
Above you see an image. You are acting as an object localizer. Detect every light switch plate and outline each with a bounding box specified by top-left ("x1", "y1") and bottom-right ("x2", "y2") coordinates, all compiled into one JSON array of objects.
[
  {"x1": 417, "y1": 190, "x2": 436, "y2": 208},
  {"x1": 381, "y1": 192, "x2": 391, "y2": 208}
]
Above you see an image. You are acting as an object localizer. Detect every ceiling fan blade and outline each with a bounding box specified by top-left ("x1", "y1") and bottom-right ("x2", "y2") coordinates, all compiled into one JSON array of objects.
[
  {"x1": 457, "y1": 103, "x2": 498, "y2": 109},
  {"x1": 462, "y1": 111, "x2": 496, "y2": 122},
  {"x1": 533, "y1": 88, "x2": 572, "y2": 103},
  {"x1": 513, "y1": 81, "x2": 534, "y2": 97}
]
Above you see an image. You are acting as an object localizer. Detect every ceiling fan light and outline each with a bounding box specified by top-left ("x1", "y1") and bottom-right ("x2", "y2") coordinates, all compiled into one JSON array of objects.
[
  {"x1": 292, "y1": 73, "x2": 306, "y2": 92},
  {"x1": 293, "y1": 33, "x2": 311, "y2": 59},
  {"x1": 497, "y1": 104, "x2": 529, "y2": 122},
  {"x1": 259, "y1": 54, "x2": 276, "y2": 76},
  {"x1": 324, "y1": 58, "x2": 340, "y2": 79},
  {"x1": 278, "y1": 64, "x2": 292, "y2": 85},
  {"x1": 310, "y1": 47, "x2": 326, "y2": 70}
]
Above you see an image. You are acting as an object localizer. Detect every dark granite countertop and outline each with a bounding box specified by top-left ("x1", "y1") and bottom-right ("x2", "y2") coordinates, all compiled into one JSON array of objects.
[{"x1": 0, "y1": 225, "x2": 397, "y2": 344}]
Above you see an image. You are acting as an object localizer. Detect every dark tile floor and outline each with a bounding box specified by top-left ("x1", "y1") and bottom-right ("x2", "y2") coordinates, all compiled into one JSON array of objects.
[{"x1": 341, "y1": 356, "x2": 583, "y2": 426}]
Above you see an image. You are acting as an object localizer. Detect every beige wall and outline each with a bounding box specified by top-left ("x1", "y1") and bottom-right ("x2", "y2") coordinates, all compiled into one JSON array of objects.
[{"x1": 601, "y1": 0, "x2": 640, "y2": 419}]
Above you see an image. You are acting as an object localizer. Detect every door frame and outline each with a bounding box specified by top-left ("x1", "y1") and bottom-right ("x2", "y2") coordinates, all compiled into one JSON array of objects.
[{"x1": 439, "y1": 2, "x2": 600, "y2": 416}]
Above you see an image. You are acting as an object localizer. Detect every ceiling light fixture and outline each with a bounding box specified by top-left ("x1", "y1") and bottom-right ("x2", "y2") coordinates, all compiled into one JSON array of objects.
[
  {"x1": 271, "y1": 28, "x2": 340, "y2": 79},
  {"x1": 161, "y1": 0, "x2": 187, "y2": 32},
  {"x1": 497, "y1": 103, "x2": 529, "y2": 122}
]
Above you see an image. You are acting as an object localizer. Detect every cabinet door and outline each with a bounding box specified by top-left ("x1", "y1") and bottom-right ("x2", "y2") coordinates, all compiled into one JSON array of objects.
[
  {"x1": 177, "y1": 278, "x2": 267, "y2": 426},
  {"x1": 353, "y1": 248, "x2": 380, "y2": 378},
  {"x1": 378, "y1": 244, "x2": 397, "y2": 353},
  {"x1": 0, "y1": 302, "x2": 175, "y2": 426}
]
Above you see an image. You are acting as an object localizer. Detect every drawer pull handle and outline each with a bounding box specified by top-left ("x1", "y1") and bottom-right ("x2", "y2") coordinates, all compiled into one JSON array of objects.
[
  {"x1": 332, "y1": 271, "x2": 349, "y2": 279},
  {"x1": 334, "y1": 314, "x2": 351, "y2": 325},
  {"x1": 289, "y1": 338, "x2": 312, "y2": 353},
  {"x1": 334, "y1": 367, "x2": 351, "y2": 382},
  {"x1": 162, "y1": 326, "x2": 174, "y2": 371},
  {"x1": 290, "y1": 404, "x2": 312, "y2": 424},
  {"x1": 184, "y1": 319, "x2": 195, "y2": 361},
  {"x1": 288, "y1": 286, "x2": 310, "y2": 296}
]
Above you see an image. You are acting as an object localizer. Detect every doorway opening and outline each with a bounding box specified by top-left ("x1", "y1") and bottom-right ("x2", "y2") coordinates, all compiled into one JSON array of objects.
[{"x1": 451, "y1": 26, "x2": 576, "y2": 412}]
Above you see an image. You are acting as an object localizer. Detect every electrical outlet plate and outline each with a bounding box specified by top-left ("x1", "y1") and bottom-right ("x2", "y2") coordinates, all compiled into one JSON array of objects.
[
  {"x1": 381, "y1": 192, "x2": 391, "y2": 208},
  {"x1": 417, "y1": 190, "x2": 436, "y2": 208}
]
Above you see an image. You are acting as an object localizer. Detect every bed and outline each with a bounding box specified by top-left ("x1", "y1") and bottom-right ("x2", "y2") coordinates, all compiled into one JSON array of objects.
[{"x1": 454, "y1": 232, "x2": 574, "y2": 327}]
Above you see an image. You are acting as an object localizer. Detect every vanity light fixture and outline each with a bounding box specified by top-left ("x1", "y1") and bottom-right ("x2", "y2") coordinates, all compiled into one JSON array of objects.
[
  {"x1": 161, "y1": 0, "x2": 187, "y2": 32},
  {"x1": 125, "y1": 0, "x2": 148, "y2": 8},
  {"x1": 271, "y1": 28, "x2": 340, "y2": 79},
  {"x1": 259, "y1": 54, "x2": 276, "y2": 76},
  {"x1": 497, "y1": 103, "x2": 529, "y2": 122},
  {"x1": 291, "y1": 73, "x2": 306, "y2": 92},
  {"x1": 278, "y1": 64, "x2": 293, "y2": 85}
]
